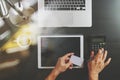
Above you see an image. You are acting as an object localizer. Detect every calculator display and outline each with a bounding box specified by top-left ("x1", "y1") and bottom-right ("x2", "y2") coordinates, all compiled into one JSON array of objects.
[{"x1": 91, "y1": 38, "x2": 105, "y2": 43}]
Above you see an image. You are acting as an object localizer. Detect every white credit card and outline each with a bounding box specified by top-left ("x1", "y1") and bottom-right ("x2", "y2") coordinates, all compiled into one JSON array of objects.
[{"x1": 70, "y1": 55, "x2": 84, "y2": 66}]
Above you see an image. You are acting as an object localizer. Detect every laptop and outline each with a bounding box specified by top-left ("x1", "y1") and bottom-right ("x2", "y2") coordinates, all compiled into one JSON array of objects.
[
  {"x1": 38, "y1": 0, "x2": 92, "y2": 27},
  {"x1": 38, "y1": 35, "x2": 84, "y2": 69}
]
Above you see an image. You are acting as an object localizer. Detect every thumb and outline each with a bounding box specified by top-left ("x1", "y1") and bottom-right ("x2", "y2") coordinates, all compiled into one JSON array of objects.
[{"x1": 104, "y1": 58, "x2": 112, "y2": 67}]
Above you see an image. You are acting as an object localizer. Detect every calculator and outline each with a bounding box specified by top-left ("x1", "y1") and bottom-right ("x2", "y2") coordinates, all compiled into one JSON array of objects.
[{"x1": 88, "y1": 36, "x2": 106, "y2": 54}]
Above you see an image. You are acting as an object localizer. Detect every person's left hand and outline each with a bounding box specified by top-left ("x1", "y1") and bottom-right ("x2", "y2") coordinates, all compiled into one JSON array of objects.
[{"x1": 54, "y1": 53, "x2": 74, "y2": 74}]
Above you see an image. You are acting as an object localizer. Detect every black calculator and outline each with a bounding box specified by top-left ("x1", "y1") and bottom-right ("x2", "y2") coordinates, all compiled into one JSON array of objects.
[{"x1": 88, "y1": 36, "x2": 106, "y2": 54}]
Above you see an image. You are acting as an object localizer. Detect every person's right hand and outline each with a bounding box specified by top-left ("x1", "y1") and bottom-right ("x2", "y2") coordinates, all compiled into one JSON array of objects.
[
  {"x1": 88, "y1": 48, "x2": 111, "y2": 75},
  {"x1": 88, "y1": 49, "x2": 111, "y2": 80}
]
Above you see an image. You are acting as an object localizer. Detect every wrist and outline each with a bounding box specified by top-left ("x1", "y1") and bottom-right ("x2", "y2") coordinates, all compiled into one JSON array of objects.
[
  {"x1": 53, "y1": 68, "x2": 61, "y2": 76},
  {"x1": 89, "y1": 72, "x2": 99, "y2": 80},
  {"x1": 45, "y1": 68, "x2": 60, "y2": 80}
]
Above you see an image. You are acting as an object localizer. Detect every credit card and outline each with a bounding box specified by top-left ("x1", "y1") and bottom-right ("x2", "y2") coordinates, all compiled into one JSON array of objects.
[{"x1": 70, "y1": 55, "x2": 84, "y2": 66}]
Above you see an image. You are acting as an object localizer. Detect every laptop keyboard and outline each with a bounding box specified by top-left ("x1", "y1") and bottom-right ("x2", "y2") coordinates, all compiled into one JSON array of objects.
[{"x1": 44, "y1": 0, "x2": 86, "y2": 11}]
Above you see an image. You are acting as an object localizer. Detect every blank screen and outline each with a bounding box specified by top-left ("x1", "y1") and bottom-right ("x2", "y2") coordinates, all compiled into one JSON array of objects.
[{"x1": 40, "y1": 37, "x2": 81, "y2": 67}]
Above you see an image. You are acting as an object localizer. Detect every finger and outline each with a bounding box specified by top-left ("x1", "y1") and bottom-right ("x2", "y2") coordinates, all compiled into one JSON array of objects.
[
  {"x1": 65, "y1": 57, "x2": 70, "y2": 63},
  {"x1": 101, "y1": 48, "x2": 104, "y2": 53},
  {"x1": 104, "y1": 58, "x2": 112, "y2": 67},
  {"x1": 65, "y1": 57, "x2": 70, "y2": 60},
  {"x1": 66, "y1": 61, "x2": 72, "y2": 68},
  {"x1": 102, "y1": 50, "x2": 108, "y2": 61},
  {"x1": 63, "y1": 53, "x2": 74, "y2": 59},
  {"x1": 69, "y1": 64, "x2": 73, "y2": 69},
  {"x1": 97, "y1": 49, "x2": 102, "y2": 56},
  {"x1": 90, "y1": 51, "x2": 94, "y2": 59},
  {"x1": 95, "y1": 49, "x2": 103, "y2": 59}
]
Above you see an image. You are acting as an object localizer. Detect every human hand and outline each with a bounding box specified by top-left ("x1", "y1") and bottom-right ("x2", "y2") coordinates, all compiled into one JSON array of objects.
[
  {"x1": 88, "y1": 48, "x2": 111, "y2": 75},
  {"x1": 45, "y1": 53, "x2": 73, "y2": 80},
  {"x1": 54, "y1": 53, "x2": 73, "y2": 74}
]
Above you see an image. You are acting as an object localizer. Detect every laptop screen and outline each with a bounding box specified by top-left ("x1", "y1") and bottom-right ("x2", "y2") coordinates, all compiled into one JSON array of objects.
[{"x1": 38, "y1": 35, "x2": 84, "y2": 69}]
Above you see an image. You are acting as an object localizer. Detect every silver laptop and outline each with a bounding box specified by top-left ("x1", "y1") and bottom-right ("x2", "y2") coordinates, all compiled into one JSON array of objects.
[
  {"x1": 38, "y1": 35, "x2": 84, "y2": 69},
  {"x1": 38, "y1": 0, "x2": 92, "y2": 27}
]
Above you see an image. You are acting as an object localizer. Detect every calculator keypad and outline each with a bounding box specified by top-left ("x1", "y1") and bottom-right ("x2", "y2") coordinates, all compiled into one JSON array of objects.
[{"x1": 90, "y1": 43, "x2": 106, "y2": 53}]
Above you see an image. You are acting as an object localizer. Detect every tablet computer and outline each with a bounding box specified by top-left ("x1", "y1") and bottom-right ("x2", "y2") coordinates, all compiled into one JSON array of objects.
[{"x1": 38, "y1": 35, "x2": 84, "y2": 69}]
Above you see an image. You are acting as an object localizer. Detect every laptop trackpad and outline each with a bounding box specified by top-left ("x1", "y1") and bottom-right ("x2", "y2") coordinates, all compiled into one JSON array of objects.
[{"x1": 42, "y1": 12, "x2": 73, "y2": 27}]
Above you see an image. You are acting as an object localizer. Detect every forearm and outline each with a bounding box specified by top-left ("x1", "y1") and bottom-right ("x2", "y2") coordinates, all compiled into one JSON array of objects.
[
  {"x1": 89, "y1": 73, "x2": 99, "y2": 80},
  {"x1": 45, "y1": 69, "x2": 60, "y2": 80}
]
